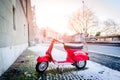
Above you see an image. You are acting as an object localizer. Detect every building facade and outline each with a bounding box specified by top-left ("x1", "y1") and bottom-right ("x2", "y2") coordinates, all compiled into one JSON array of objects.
[
  {"x1": 0, "y1": 0, "x2": 32, "y2": 75},
  {"x1": 37, "y1": 27, "x2": 62, "y2": 43}
]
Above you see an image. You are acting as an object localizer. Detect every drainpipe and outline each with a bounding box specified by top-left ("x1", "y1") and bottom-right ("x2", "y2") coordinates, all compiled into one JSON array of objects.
[{"x1": 26, "y1": 0, "x2": 30, "y2": 46}]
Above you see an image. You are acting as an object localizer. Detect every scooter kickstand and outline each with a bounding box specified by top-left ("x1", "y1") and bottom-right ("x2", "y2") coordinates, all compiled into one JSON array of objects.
[{"x1": 57, "y1": 65, "x2": 63, "y2": 73}]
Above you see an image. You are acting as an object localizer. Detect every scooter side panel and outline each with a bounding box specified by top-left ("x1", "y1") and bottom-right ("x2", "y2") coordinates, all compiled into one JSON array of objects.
[
  {"x1": 66, "y1": 49, "x2": 89, "y2": 61},
  {"x1": 73, "y1": 54, "x2": 89, "y2": 61}
]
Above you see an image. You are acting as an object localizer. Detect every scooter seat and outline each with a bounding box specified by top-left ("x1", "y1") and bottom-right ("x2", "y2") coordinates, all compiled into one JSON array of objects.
[{"x1": 64, "y1": 43, "x2": 83, "y2": 49}]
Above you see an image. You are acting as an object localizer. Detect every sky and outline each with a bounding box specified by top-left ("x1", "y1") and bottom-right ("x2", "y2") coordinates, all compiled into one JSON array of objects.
[{"x1": 31, "y1": 0, "x2": 120, "y2": 35}]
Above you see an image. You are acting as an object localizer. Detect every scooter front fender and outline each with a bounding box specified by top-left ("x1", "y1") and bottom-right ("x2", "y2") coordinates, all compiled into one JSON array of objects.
[{"x1": 37, "y1": 55, "x2": 51, "y2": 62}]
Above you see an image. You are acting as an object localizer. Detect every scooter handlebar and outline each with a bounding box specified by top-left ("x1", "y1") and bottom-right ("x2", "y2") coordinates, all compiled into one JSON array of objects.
[{"x1": 53, "y1": 39, "x2": 64, "y2": 44}]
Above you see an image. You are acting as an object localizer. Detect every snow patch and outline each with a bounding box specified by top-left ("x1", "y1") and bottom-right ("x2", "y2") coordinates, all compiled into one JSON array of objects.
[
  {"x1": 51, "y1": 48, "x2": 67, "y2": 61},
  {"x1": 28, "y1": 45, "x2": 48, "y2": 56}
]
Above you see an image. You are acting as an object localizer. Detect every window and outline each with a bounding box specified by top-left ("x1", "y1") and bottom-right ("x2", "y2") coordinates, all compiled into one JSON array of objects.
[{"x1": 13, "y1": 6, "x2": 16, "y2": 30}]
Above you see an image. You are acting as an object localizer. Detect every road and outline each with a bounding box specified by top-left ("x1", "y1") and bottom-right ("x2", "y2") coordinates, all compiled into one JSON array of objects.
[
  {"x1": 54, "y1": 44, "x2": 120, "y2": 71},
  {"x1": 89, "y1": 52, "x2": 120, "y2": 71}
]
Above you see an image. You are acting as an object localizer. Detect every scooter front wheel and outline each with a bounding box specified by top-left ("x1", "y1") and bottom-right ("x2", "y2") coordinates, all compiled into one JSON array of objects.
[
  {"x1": 36, "y1": 62, "x2": 48, "y2": 73},
  {"x1": 75, "y1": 60, "x2": 86, "y2": 69}
]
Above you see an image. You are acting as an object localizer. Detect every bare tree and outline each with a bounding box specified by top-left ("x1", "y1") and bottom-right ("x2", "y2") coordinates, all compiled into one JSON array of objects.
[
  {"x1": 68, "y1": 6, "x2": 98, "y2": 36},
  {"x1": 102, "y1": 19, "x2": 119, "y2": 35}
]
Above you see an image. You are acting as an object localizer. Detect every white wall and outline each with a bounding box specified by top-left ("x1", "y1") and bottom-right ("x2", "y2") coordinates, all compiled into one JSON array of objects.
[
  {"x1": 0, "y1": 43, "x2": 28, "y2": 76},
  {"x1": 0, "y1": 0, "x2": 29, "y2": 76}
]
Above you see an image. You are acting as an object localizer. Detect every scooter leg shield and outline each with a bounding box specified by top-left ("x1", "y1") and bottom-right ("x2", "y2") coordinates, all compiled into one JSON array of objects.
[{"x1": 37, "y1": 56, "x2": 51, "y2": 62}]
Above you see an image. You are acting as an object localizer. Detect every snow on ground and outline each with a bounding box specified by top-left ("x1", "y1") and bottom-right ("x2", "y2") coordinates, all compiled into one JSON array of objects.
[
  {"x1": 85, "y1": 61, "x2": 120, "y2": 80},
  {"x1": 28, "y1": 44, "x2": 67, "y2": 61},
  {"x1": 51, "y1": 48, "x2": 67, "y2": 61},
  {"x1": 28, "y1": 44, "x2": 120, "y2": 80},
  {"x1": 28, "y1": 44, "x2": 49, "y2": 56}
]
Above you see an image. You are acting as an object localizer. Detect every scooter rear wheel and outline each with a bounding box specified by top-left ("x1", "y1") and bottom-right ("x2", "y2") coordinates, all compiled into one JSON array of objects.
[
  {"x1": 36, "y1": 62, "x2": 48, "y2": 73},
  {"x1": 75, "y1": 60, "x2": 86, "y2": 69}
]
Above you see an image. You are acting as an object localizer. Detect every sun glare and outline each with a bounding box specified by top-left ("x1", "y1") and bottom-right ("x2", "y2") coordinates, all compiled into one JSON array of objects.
[
  {"x1": 33, "y1": 0, "x2": 83, "y2": 35},
  {"x1": 32, "y1": 0, "x2": 120, "y2": 36},
  {"x1": 35, "y1": 9, "x2": 69, "y2": 34}
]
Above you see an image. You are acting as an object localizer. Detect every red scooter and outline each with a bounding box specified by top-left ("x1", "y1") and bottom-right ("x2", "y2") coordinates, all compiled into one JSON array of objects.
[{"x1": 36, "y1": 39, "x2": 89, "y2": 73}]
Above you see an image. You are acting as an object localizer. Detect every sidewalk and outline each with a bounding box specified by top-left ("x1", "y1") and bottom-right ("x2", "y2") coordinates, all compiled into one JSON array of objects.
[
  {"x1": 0, "y1": 49, "x2": 38, "y2": 80},
  {"x1": 87, "y1": 44, "x2": 120, "y2": 57}
]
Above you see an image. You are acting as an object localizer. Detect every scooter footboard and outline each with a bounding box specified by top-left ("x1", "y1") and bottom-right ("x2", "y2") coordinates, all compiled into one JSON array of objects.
[{"x1": 37, "y1": 55, "x2": 51, "y2": 62}]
